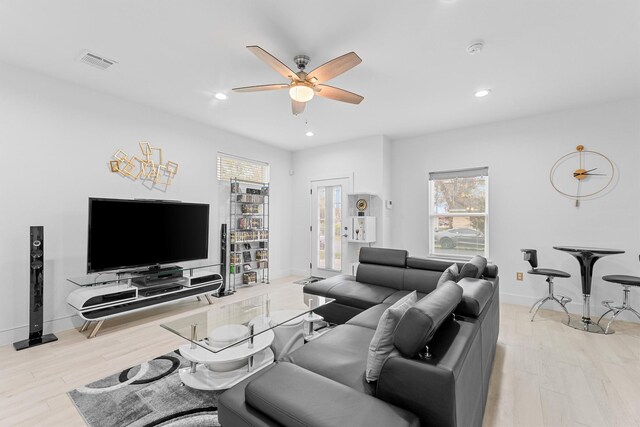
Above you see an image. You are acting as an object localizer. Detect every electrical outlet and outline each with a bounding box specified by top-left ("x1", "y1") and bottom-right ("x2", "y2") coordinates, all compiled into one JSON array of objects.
[{"x1": 516, "y1": 272, "x2": 524, "y2": 281}]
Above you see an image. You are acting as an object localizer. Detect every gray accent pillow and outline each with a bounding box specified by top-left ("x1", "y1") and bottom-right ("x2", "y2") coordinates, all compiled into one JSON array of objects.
[
  {"x1": 466, "y1": 255, "x2": 487, "y2": 278},
  {"x1": 436, "y1": 263, "x2": 459, "y2": 288},
  {"x1": 458, "y1": 263, "x2": 479, "y2": 280},
  {"x1": 365, "y1": 291, "x2": 418, "y2": 382}
]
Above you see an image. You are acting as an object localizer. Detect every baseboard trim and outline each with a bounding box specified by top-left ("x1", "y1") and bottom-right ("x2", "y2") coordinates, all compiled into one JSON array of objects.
[
  {"x1": 0, "y1": 315, "x2": 80, "y2": 347},
  {"x1": 290, "y1": 268, "x2": 310, "y2": 277}
]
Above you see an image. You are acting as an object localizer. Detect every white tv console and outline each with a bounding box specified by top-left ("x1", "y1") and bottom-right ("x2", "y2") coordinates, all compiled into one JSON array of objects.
[{"x1": 67, "y1": 265, "x2": 223, "y2": 338}]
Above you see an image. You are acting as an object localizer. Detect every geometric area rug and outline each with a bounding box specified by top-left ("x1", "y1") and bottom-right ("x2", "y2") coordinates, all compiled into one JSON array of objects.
[{"x1": 68, "y1": 349, "x2": 222, "y2": 427}]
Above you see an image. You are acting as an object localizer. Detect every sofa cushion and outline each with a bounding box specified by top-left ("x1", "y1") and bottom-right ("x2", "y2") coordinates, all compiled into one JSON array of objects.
[
  {"x1": 366, "y1": 291, "x2": 417, "y2": 382},
  {"x1": 407, "y1": 257, "x2": 455, "y2": 271},
  {"x1": 402, "y1": 268, "x2": 441, "y2": 294},
  {"x1": 436, "y1": 263, "x2": 459, "y2": 288},
  {"x1": 218, "y1": 364, "x2": 280, "y2": 427},
  {"x1": 245, "y1": 362, "x2": 420, "y2": 427},
  {"x1": 356, "y1": 263, "x2": 405, "y2": 290},
  {"x1": 327, "y1": 280, "x2": 398, "y2": 310},
  {"x1": 313, "y1": 302, "x2": 363, "y2": 325},
  {"x1": 347, "y1": 304, "x2": 390, "y2": 330},
  {"x1": 359, "y1": 247, "x2": 408, "y2": 267},
  {"x1": 382, "y1": 290, "x2": 427, "y2": 305},
  {"x1": 304, "y1": 274, "x2": 353, "y2": 297},
  {"x1": 455, "y1": 277, "x2": 493, "y2": 317},
  {"x1": 394, "y1": 281, "x2": 463, "y2": 358},
  {"x1": 282, "y1": 324, "x2": 376, "y2": 394},
  {"x1": 407, "y1": 256, "x2": 497, "y2": 279}
]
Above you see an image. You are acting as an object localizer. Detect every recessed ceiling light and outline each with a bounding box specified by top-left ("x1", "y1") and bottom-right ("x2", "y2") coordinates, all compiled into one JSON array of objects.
[
  {"x1": 305, "y1": 131, "x2": 314, "y2": 137},
  {"x1": 214, "y1": 93, "x2": 228, "y2": 100},
  {"x1": 474, "y1": 89, "x2": 491, "y2": 98}
]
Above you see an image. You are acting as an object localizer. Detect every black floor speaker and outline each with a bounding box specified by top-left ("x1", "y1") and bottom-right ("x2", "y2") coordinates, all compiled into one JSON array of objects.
[
  {"x1": 13, "y1": 226, "x2": 58, "y2": 351},
  {"x1": 216, "y1": 223, "x2": 233, "y2": 297}
]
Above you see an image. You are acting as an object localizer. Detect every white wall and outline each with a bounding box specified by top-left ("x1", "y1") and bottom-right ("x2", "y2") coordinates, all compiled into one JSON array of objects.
[
  {"x1": 0, "y1": 62, "x2": 293, "y2": 345},
  {"x1": 390, "y1": 98, "x2": 640, "y2": 321},
  {"x1": 290, "y1": 135, "x2": 392, "y2": 276}
]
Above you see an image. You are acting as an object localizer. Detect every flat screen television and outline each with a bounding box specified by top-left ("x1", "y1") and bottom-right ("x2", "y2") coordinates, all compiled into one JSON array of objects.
[{"x1": 87, "y1": 198, "x2": 210, "y2": 273}]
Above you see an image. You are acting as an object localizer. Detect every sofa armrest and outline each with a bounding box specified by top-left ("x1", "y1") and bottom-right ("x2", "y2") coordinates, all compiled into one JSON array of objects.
[
  {"x1": 245, "y1": 362, "x2": 419, "y2": 427},
  {"x1": 377, "y1": 356, "x2": 457, "y2": 427},
  {"x1": 455, "y1": 278, "x2": 493, "y2": 317},
  {"x1": 378, "y1": 316, "x2": 484, "y2": 427}
]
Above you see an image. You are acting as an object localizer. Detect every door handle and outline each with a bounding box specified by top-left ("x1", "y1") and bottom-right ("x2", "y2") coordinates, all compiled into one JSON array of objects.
[{"x1": 342, "y1": 234, "x2": 348, "y2": 238}]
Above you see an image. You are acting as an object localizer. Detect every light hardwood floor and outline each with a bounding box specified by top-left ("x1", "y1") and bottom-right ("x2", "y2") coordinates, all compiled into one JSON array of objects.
[{"x1": 1, "y1": 277, "x2": 639, "y2": 426}]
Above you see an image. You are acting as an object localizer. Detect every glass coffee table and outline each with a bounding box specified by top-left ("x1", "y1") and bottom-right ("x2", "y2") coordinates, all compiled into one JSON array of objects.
[{"x1": 161, "y1": 292, "x2": 333, "y2": 390}]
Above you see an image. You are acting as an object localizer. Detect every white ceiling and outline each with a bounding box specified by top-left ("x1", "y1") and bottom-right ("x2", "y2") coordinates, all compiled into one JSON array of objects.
[{"x1": 0, "y1": 0, "x2": 638, "y2": 151}]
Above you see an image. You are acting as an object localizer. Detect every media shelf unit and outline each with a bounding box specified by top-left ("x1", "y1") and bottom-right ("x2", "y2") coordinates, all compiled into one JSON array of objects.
[
  {"x1": 67, "y1": 264, "x2": 223, "y2": 338},
  {"x1": 228, "y1": 178, "x2": 270, "y2": 292}
]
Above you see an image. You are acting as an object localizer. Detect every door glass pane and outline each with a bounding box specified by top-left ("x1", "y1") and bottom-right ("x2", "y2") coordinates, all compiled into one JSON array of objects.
[
  {"x1": 317, "y1": 187, "x2": 326, "y2": 269},
  {"x1": 333, "y1": 186, "x2": 342, "y2": 271}
]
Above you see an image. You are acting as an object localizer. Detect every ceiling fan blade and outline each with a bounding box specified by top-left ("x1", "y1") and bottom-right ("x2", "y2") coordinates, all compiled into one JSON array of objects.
[
  {"x1": 316, "y1": 84, "x2": 364, "y2": 104},
  {"x1": 306, "y1": 52, "x2": 362, "y2": 84},
  {"x1": 292, "y1": 100, "x2": 306, "y2": 115},
  {"x1": 232, "y1": 84, "x2": 289, "y2": 93},
  {"x1": 247, "y1": 46, "x2": 301, "y2": 82}
]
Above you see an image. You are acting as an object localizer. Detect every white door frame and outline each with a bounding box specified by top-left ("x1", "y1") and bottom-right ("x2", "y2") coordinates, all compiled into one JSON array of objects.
[{"x1": 309, "y1": 175, "x2": 353, "y2": 278}]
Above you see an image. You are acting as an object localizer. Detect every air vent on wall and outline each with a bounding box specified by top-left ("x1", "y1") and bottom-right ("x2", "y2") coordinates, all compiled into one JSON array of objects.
[{"x1": 78, "y1": 50, "x2": 117, "y2": 70}]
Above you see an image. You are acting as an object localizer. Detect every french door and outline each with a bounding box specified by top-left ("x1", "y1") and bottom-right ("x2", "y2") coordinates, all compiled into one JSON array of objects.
[{"x1": 310, "y1": 178, "x2": 350, "y2": 278}]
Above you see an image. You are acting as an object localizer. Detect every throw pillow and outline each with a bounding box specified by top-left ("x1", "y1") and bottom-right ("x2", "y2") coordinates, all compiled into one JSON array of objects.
[
  {"x1": 436, "y1": 263, "x2": 459, "y2": 288},
  {"x1": 465, "y1": 255, "x2": 487, "y2": 278},
  {"x1": 365, "y1": 291, "x2": 418, "y2": 382},
  {"x1": 458, "y1": 262, "x2": 479, "y2": 280}
]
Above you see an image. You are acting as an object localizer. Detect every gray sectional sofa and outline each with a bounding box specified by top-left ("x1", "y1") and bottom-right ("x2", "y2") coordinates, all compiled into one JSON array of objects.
[{"x1": 218, "y1": 248, "x2": 500, "y2": 427}]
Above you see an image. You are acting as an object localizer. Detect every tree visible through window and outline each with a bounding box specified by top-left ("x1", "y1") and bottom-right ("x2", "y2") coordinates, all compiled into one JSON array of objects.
[
  {"x1": 429, "y1": 167, "x2": 488, "y2": 258},
  {"x1": 217, "y1": 153, "x2": 269, "y2": 183}
]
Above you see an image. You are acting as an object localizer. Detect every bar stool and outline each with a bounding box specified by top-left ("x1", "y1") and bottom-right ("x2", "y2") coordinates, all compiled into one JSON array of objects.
[
  {"x1": 521, "y1": 249, "x2": 572, "y2": 322},
  {"x1": 598, "y1": 275, "x2": 640, "y2": 334}
]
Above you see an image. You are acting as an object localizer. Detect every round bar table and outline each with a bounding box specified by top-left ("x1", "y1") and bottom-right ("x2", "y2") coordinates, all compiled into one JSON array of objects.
[{"x1": 553, "y1": 246, "x2": 624, "y2": 334}]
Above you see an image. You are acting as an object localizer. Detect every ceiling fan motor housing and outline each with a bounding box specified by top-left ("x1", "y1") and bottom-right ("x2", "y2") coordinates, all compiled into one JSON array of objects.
[{"x1": 294, "y1": 54, "x2": 310, "y2": 71}]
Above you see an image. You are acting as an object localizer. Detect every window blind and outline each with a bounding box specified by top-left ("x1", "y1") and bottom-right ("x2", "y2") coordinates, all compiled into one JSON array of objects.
[
  {"x1": 217, "y1": 153, "x2": 269, "y2": 183},
  {"x1": 429, "y1": 167, "x2": 489, "y2": 181}
]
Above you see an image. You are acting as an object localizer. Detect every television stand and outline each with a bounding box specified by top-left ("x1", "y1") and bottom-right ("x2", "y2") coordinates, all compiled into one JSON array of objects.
[{"x1": 67, "y1": 264, "x2": 223, "y2": 339}]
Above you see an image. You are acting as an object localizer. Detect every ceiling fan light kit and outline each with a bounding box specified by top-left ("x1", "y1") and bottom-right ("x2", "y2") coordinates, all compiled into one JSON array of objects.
[
  {"x1": 233, "y1": 45, "x2": 364, "y2": 115},
  {"x1": 289, "y1": 84, "x2": 314, "y2": 102}
]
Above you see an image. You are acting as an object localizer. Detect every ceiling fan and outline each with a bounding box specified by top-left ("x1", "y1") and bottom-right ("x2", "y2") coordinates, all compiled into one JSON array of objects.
[{"x1": 233, "y1": 46, "x2": 364, "y2": 115}]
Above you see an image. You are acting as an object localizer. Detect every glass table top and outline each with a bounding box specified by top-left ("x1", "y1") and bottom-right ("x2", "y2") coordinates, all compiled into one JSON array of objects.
[{"x1": 160, "y1": 293, "x2": 334, "y2": 354}]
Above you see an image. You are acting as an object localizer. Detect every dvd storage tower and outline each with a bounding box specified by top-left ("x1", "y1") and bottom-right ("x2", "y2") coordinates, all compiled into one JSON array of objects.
[
  {"x1": 13, "y1": 226, "x2": 58, "y2": 350},
  {"x1": 228, "y1": 178, "x2": 270, "y2": 289}
]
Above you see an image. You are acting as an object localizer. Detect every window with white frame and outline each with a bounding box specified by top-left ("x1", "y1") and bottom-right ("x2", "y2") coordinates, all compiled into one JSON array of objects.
[
  {"x1": 429, "y1": 167, "x2": 488, "y2": 259},
  {"x1": 217, "y1": 153, "x2": 270, "y2": 183}
]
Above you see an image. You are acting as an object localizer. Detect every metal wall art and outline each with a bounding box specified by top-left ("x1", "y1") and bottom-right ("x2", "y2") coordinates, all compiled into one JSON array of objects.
[{"x1": 109, "y1": 142, "x2": 179, "y2": 187}]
